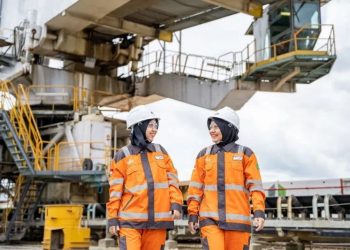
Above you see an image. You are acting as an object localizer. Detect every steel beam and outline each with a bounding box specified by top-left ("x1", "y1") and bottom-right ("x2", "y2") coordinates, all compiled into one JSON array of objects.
[
  {"x1": 273, "y1": 67, "x2": 300, "y2": 92},
  {"x1": 201, "y1": 0, "x2": 262, "y2": 17}
]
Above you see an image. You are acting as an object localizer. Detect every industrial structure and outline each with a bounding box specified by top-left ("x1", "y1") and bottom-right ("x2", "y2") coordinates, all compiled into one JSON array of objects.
[{"x1": 0, "y1": 0, "x2": 343, "y2": 248}]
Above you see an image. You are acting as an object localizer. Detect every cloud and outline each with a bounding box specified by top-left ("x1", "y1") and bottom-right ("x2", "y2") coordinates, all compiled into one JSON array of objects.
[{"x1": 146, "y1": 0, "x2": 350, "y2": 182}]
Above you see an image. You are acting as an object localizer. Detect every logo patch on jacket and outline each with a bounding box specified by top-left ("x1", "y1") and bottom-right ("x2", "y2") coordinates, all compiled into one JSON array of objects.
[
  {"x1": 233, "y1": 155, "x2": 243, "y2": 161},
  {"x1": 155, "y1": 155, "x2": 164, "y2": 160},
  {"x1": 127, "y1": 159, "x2": 134, "y2": 165}
]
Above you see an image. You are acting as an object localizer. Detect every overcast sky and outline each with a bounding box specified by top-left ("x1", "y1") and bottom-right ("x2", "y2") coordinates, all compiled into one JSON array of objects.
[{"x1": 144, "y1": 0, "x2": 350, "y2": 182}]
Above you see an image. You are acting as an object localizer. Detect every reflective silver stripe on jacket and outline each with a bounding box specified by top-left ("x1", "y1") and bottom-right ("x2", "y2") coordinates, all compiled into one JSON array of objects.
[
  {"x1": 122, "y1": 146, "x2": 131, "y2": 157},
  {"x1": 246, "y1": 179, "x2": 262, "y2": 186},
  {"x1": 155, "y1": 212, "x2": 172, "y2": 219},
  {"x1": 187, "y1": 194, "x2": 202, "y2": 202},
  {"x1": 109, "y1": 178, "x2": 124, "y2": 186},
  {"x1": 119, "y1": 211, "x2": 148, "y2": 219},
  {"x1": 110, "y1": 191, "x2": 122, "y2": 199},
  {"x1": 126, "y1": 182, "x2": 169, "y2": 194},
  {"x1": 238, "y1": 145, "x2": 244, "y2": 153},
  {"x1": 189, "y1": 181, "x2": 204, "y2": 190},
  {"x1": 154, "y1": 143, "x2": 161, "y2": 152},
  {"x1": 246, "y1": 179, "x2": 264, "y2": 192},
  {"x1": 118, "y1": 211, "x2": 172, "y2": 219},
  {"x1": 168, "y1": 180, "x2": 179, "y2": 188},
  {"x1": 205, "y1": 146, "x2": 212, "y2": 155},
  {"x1": 200, "y1": 212, "x2": 251, "y2": 222},
  {"x1": 167, "y1": 172, "x2": 178, "y2": 181},
  {"x1": 204, "y1": 184, "x2": 248, "y2": 193},
  {"x1": 250, "y1": 187, "x2": 265, "y2": 192},
  {"x1": 154, "y1": 182, "x2": 169, "y2": 189},
  {"x1": 127, "y1": 183, "x2": 148, "y2": 193},
  {"x1": 226, "y1": 214, "x2": 251, "y2": 222}
]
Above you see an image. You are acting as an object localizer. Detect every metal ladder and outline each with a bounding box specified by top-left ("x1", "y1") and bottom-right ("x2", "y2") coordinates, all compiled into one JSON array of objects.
[
  {"x1": 0, "y1": 110, "x2": 35, "y2": 176},
  {"x1": 5, "y1": 178, "x2": 45, "y2": 241}
]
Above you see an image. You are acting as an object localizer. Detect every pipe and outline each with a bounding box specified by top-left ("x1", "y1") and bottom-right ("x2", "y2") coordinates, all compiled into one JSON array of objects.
[
  {"x1": 312, "y1": 194, "x2": 319, "y2": 220},
  {"x1": 277, "y1": 196, "x2": 282, "y2": 219},
  {"x1": 113, "y1": 124, "x2": 117, "y2": 158},
  {"x1": 324, "y1": 194, "x2": 330, "y2": 220},
  {"x1": 287, "y1": 195, "x2": 293, "y2": 219},
  {"x1": 42, "y1": 129, "x2": 65, "y2": 155},
  {"x1": 65, "y1": 124, "x2": 81, "y2": 164}
]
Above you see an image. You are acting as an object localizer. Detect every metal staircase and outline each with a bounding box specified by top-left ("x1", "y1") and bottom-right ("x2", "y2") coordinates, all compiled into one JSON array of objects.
[
  {"x1": 4, "y1": 178, "x2": 45, "y2": 241},
  {"x1": 0, "y1": 80, "x2": 108, "y2": 241},
  {"x1": 0, "y1": 81, "x2": 44, "y2": 172},
  {"x1": 0, "y1": 110, "x2": 35, "y2": 176},
  {"x1": 0, "y1": 81, "x2": 44, "y2": 241}
]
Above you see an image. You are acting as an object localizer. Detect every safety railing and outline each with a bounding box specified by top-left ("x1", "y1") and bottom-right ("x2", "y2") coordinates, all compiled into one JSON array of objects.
[
  {"x1": 0, "y1": 28, "x2": 15, "y2": 58},
  {"x1": 133, "y1": 24, "x2": 335, "y2": 81},
  {"x1": 1, "y1": 81, "x2": 118, "y2": 174},
  {"x1": 27, "y1": 85, "x2": 78, "y2": 111},
  {"x1": 241, "y1": 24, "x2": 336, "y2": 74},
  {"x1": 0, "y1": 81, "x2": 44, "y2": 171},
  {"x1": 27, "y1": 85, "x2": 114, "y2": 113},
  {"x1": 40, "y1": 141, "x2": 118, "y2": 173},
  {"x1": 124, "y1": 50, "x2": 237, "y2": 82}
]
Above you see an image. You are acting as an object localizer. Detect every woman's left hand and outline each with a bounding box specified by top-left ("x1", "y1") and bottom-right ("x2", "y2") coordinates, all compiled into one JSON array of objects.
[
  {"x1": 171, "y1": 210, "x2": 181, "y2": 220},
  {"x1": 253, "y1": 217, "x2": 265, "y2": 231}
]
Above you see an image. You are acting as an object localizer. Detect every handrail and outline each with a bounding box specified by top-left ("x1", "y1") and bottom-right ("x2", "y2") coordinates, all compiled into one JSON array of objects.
[
  {"x1": 135, "y1": 24, "x2": 335, "y2": 80},
  {"x1": 0, "y1": 81, "x2": 43, "y2": 171},
  {"x1": 241, "y1": 24, "x2": 335, "y2": 74},
  {"x1": 28, "y1": 85, "x2": 114, "y2": 112}
]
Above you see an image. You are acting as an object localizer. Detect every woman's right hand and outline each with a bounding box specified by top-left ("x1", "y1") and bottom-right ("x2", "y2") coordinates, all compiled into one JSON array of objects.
[
  {"x1": 188, "y1": 221, "x2": 199, "y2": 234},
  {"x1": 109, "y1": 226, "x2": 120, "y2": 236}
]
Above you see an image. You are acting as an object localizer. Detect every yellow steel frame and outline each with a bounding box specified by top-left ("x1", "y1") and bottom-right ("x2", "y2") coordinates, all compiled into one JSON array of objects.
[
  {"x1": 0, "y1": 81, "x2": 44, "y2": 171},
  {"x1": 0, "y1": 81, "x2": 119, "y2": 173}
]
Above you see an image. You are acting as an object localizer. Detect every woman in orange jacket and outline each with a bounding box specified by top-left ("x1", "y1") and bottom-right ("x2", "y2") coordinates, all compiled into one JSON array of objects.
[
  {"x1": 187, "y1": 106, "x2": 266, "y2": 250},
  {"x1": 107, "y1": 105, "x2": 183, "y2": 250}
]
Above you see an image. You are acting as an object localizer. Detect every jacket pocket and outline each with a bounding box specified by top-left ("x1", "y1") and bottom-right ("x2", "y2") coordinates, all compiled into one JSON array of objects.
[
  {"x1": 155, "y1": 158, "x2": 168, "y2": 182},
  {"x1": 126, "y1": 165, "x2": 143, "y2": 183},
  {"x1": 122, "y1": 194, "x2": 134, "y2": 211},
  {"x1": 229, "y1": 161, "x2": 244, "y2": 185},
  {"x1": 156, "y1": 160, "x2": 167, "y2": 169}
]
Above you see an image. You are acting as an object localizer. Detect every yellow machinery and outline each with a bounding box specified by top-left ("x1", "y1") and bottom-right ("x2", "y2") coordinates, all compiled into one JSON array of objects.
[{"x1": 42, "y1": 205, "x2": 90, "y2": 250}]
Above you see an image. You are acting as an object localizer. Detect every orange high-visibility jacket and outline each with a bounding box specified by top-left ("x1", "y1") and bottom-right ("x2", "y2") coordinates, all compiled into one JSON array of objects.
[
  {"x1": 187, "y1": 142, "x2": 265, "y2": 232},
  {"x1": 107, "y1": 143, "x2": 183, "y2": 229}
]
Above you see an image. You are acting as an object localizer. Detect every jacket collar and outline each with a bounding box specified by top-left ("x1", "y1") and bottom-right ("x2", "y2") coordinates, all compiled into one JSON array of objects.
[
  {"x1": 211, "y1": 142, "x2": 239, "y2": 154},
  {"x1": 129, "y1": 143, "x2": 157, "y2": 154}
]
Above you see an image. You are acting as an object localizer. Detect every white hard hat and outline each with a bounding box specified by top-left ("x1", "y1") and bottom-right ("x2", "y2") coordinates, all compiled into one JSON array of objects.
[
  {"x1": 208, "y1": 106, "x2": 240, "y2": 130},
  {"x1": 126, "y1": 105, "x2": 160, "y2": 129}
]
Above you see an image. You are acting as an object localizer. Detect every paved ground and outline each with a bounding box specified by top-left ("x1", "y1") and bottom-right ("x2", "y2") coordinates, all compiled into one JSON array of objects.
[{"x1": 0, "y1": 244, "x2": 202, "y2": 250}]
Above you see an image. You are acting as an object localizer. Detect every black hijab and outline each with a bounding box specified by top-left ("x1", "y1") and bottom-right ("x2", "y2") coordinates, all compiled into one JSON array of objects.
[
  {"x1": 207, "y1": 117, "x2": 239, "y2": 147},
  {"x1": 130, "y1": 119, "x2": 158, "y2": 150}
]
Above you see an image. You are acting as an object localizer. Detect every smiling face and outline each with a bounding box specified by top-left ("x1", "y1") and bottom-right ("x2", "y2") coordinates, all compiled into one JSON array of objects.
[
  {"x1": 145, "y1": 119, "x2": 158, "y2": 142},
  {"x1": 209, "y1": 120, "x2": 222, "y2": 144}
]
